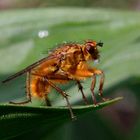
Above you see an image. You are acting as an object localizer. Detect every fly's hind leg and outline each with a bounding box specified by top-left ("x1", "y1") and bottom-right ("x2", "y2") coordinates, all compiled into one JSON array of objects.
[
  {"x1": 76, "y1": 80, "x2": 88, "y2": 105},
  {"x1": 9, "y1": 72, "x2": 32, "y2": 104},
  {"x1": 44, "y1": 78, "x2": 76, "y2": 121},
  {"x1": 32, "y1": 72, "x2": 76, "y2": 120},
  {"x1": 44, "y1": 94, "x2": 51, "y2": 106}
]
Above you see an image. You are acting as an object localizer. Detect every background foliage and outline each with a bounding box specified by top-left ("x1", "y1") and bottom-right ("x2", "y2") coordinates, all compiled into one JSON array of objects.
[
  {"x1": 0, "y1": 1, "x2": 140, "y2": 140},
  {"x1": 0, "y1": 0, "x2": 140, "y2": 9}
]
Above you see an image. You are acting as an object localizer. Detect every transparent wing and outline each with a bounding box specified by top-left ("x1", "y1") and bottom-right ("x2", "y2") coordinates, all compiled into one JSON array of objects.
[{"x1": 2, "y1": 56, "x2": 55, "y2": 83}]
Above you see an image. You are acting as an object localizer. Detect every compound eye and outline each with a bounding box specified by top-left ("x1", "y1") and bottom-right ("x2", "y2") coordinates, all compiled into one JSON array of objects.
[{"x1": 86, "y1": 45, "x2": 95, "y2": 54}]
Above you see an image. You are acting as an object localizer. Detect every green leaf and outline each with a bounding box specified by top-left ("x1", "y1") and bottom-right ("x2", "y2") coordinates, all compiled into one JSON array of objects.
[{"x1": 0, "y1": 97, "x2": 122, "y2": 139}]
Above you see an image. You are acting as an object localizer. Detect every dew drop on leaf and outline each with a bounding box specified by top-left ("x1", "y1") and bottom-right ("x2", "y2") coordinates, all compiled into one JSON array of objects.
[{"x1": 38, "y1": 30, "x2": 49, "y2": 38}]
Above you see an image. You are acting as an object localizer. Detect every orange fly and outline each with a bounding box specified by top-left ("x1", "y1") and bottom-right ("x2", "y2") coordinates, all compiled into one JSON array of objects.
[{"x1": 2, "y1": 40, "x2": 106, "y2": 120}]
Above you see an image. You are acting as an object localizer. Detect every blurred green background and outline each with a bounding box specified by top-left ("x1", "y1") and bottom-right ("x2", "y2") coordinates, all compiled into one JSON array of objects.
[{"x1": 0, "y1": 0, "x2": 140, "y2": 140}]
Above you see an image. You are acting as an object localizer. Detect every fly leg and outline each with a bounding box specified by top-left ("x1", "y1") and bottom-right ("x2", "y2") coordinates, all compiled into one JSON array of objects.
[
  {"x1": 44, "y1": 78, "x2": 76, "y2": 121},
  {"x1": 90, "y1": 69, "x2": 108, "y2": 102},
  {"x1": 9, "y1": 72, "x2": 32, "y2": 104},
  {"x1": 68, "y1": 68, "x2": 98, "y2": 105},
  {"x1": 91, "y1": 74, "x2": 97, "y2": 105},
  {"x1": 98, "y1": 70, "x2": 108, "y2": 101},
  {"x1": 44, "y1": 94, "x2": 52, "y2": 106},
  {"x1": 76, "y1": 80, "x2": 88, "y2": 105}
]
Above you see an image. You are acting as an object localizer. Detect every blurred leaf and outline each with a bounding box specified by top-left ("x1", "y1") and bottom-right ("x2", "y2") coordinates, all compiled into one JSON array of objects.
[{"x1": 0, "y1": 97, "x2": 122, "y2": 139}]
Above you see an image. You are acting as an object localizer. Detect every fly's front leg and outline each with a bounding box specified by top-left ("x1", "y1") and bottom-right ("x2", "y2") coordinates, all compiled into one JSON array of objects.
[
  {"x1": 9, "y1": 72, "x2": 32, "y2": 104},
  {"x1": 98, "y1": 70, "x2": 105, "y2": 101},
  {"x1": 91, "y1": 69, "x2": 108, "y2": 102},
  {"x1": 98, "y1": 70, "x2": 109, "y2": 101},
  {"x1": 91, "y1": 74, "x2": 97, "y2": 105}
]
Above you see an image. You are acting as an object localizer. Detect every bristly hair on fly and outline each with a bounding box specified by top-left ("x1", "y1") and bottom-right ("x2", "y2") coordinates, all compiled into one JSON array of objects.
[{"x1": 42, "y1": 41, "x2": 80, "y2": 55}]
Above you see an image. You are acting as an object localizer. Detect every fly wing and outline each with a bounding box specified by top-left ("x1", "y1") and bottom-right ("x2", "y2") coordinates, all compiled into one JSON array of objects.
[
  {"x1": 2, "y1": 47, "x2": 74, "y2": 84},
  {"x1": 2, "y1": 56, "x2": 55, "y2": 83}
]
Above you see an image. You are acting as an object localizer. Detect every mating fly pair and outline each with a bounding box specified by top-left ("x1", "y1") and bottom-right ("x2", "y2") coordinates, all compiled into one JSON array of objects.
[{"x1": 2, "y1": 40, "x2": 106, "y2": 120}]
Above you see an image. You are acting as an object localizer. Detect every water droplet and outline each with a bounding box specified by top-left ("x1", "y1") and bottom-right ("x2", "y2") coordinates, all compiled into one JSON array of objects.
[{"x1": 38, "y1": 30, "x2": 49, "y2": 38}]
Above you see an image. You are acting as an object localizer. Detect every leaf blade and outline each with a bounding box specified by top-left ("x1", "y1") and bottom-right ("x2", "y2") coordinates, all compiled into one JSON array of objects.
[{"x1": 0, "y1": 97, "x2": 123, "y2": 120}]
